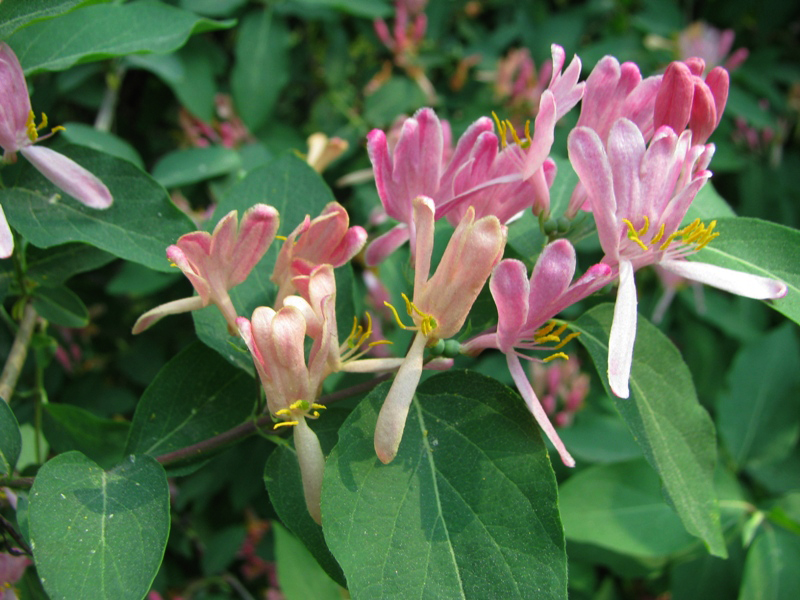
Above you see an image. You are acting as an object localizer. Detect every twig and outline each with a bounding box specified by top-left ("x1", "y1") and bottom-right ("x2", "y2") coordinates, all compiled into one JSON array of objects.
[
  {"x1": 0, "y1": 303, "x2": 38, "y2": 404},
  {"x1": 0, "y1": 513, "x2": 32, "y2": 556}
]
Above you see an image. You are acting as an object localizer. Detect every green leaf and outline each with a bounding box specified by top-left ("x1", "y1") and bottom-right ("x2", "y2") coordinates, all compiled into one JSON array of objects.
[
  {"x1": 739, "y1": 526, "x2": 800, "y2": 600},
  {"x1": 0, "y1": 401, "x2": 22, "y2": 475},
  {"x1": 572, "y1": 304, "x2": 726, "y2": 557},
  {"x1": 691, "y1": 217, "x2": 800, "y2": 327},
  {"x1": 32, "y1": 285, "x2": 89, "y2": 327},
  {"x1": 28, "y1": 452, "x2": 170, "y2": 600},
  {"x1": 42, "y1": 404, "x2": 130, "y2": 470},
  {"x1": 26, "y1": 243, "x2": 116, "y2": 287},
  {"x1": 0, "y1": 0, "x2": 104, "y2": 40},
  {"x1": 273, "y1": 521, "x2": 343, "y2": 600},
  {"x1": 559, "y1": 459, "x2": 695, "y2": 557},
  {"x1": 286, "y1": 0, "x2": 392, "y2": 18},
  {"x1": 718, "y1": 324, "x2": 800, "y2": 469},
  {"x1": 152, "y1": 146, "x2": 242, "y2": 188},
  {"x1": 232, "y1": 9, "x2": 290, "y2": 132},
  {"x1": 193, "y1": 153, "x2": 335, "y2": 370},
  {"x1": 124, "y1": 342, "x2": 257, "y2": 467},
  {"x1": 9, "y1": 0, "x2": 234, "y2": 75},
  {"x1": 61, "y1": 122, "x2": 144, "y2": 169},
  {"x1": 1, "y1": 144, "x2": 194, "y2": 272},
  {"x1": 180, "y1": 0, "x2": 249, "y2": 17},
  {"x1": 322, "y1": 371, "x2": 567, "y2": 599},
  {"x1": 264, "y1": 409, "x2": 348, "y2": 588},
  {"x1": 557, "y1": 406, "x2": 642, "y2": 464}
]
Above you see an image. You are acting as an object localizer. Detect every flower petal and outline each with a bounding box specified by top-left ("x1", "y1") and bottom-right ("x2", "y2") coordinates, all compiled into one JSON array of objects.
[
  {"x1": 490, "y1": 259, "x2": 530, "y2": 352},
  {"x1": 20, "y1": 145, "x2": 112, "y2": 209},
  {"x1": 132, "y1": 296, "x2": 205, "y2": 334},
  {"x1": 660, "y1": 259, "x2": 788, "y2": 299},
  {"x1": 608, "y1": 259, "x2": 637, "y2": 398},
  {"x1": 507, "y1": 353, "x2": 575, "y2": 467},
  {"x1": 0, "y1": 203, "x2": 14, "y2": 258},
  {"x1": 364, "y1": 224, "x2": 410, "y2": 266},
  {"x1": 294, "y1": 418, "x2": 325, "y2": 524},
  {"x1": 374, "y1": 331, "x2": 427, "y2": 464}
]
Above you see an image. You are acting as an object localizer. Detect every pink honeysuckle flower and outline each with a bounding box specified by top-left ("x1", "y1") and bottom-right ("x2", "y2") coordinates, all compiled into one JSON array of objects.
[
  {"x1": 568, "y1": 119, "x2": 787, "y2": 398},
  {"x1": 133, "y1": 204, "x2": 279, "y2": 335},
  {"x1": 463, "y1": 240, "x2": 612, "y2": 466},
  {"x1": 366, "y1": 107, "x2": 449, "y2": 265},
  {"x1": 238, "y1": 305, "x2": 328, "y2": 524},
  {"x1": 0, "y1": 42, "x2": 112, "y2": 258},
  {"x1": 271, "y1": 202, "x2": 367, "y2": 305},
  {"x1": 654, "y1": 58, "x2": 729, "y2": 146},
  {"x1": 1, "y1": 552, "x2": 31, "y2": 600},
  {"x1": 677, "y1": 22, "x2": 748, "y2": 72},
  {"x1": 373, "y1": 196, "x2": 506, "y2": 463},
  {"x1": 567, "y1": 56, "x2": 662, "y2": 216}
]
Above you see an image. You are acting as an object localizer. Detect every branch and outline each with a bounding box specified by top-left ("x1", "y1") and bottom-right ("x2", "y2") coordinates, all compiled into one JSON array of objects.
[{"x1": 0, "y1": 303, "x2": 38, "y2": 404}]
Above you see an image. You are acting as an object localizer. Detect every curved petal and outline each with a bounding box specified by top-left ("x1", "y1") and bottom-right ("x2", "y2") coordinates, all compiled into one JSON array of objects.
[
  {"x1": 364, "y1": 224, "x2": 409, "y2": 266},
  {"x1": 294, "y1": 418, "x2": 325, "y2": 524},
  {"x1": 608, "y1": 259, "x2": 637, "y2": 398},
  {"x1": 20, "y1": 145, "x2": 112, "y2": 209},
  {"x1": 132, "y1": 296, "x2": 205, "y2": 334},
  {"x1": 507, "y1": 353, "x2": 575, "y2": 467},
  {"x1": 568, "y1": 127, "x2": 619, "y2": 260},
  {"x1": 0, "y1": 203, "x2": 13, "y2": 258},
  {"x1": 527, "y1": 239, "x2": 577, "y2": 320},
  {"x1": 659, "y1": 259, "x2": 787, "y2": 299},
  {"x1": 490, "y1": 259, "x2": 530, "y2": 352},
  {"x1": 374, "y1": 331, "x2": 427, "y2": 464}
]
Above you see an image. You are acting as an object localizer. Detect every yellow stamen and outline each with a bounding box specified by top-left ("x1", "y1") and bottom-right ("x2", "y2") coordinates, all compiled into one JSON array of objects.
[
  {"x1": 650, "y1": 223, "x2": 666, "y2": 245},
  {"x1": 275, "y1": 409, "x2": 292, "y2": 417},
  {"x1": 369, "y1": 340, "x2": 393, "y2": 347},
  {"x1": 491, "y1": 112, "x2": 507, "y2": 148},
  {"x1": 273, "y1": 421, "x2": 298, "y2": 429},
  {"x1": 637, "y1": 215, "x2": 650, "y2": 237},
  {"x1": 552, "y1": 331, "x2": 581, "y2": 350},
  {"x1": 384, "y1": 300, "x2": 411, "y2": 330},
  {"x1": 275, "y1": 235, "x2": 288, "y2": 241},
  {"x1": 543, "y1": 352, "x2": 569, "y2": 362},
  {"x1": 535, "y1": 321, "x2": 558, "y2": 337},
  {"x1": 622, "y1": 218, "x2": 648, "y2": 251},
  {"x1": 311, "y1": 403, "x2": 326, "y2": 410},
  {"x1": 289, "y1": 400, "x2": 309, "y2": 411},
  {"x1": 26, "y1": 111, "x2": 38, "y2": 142}
]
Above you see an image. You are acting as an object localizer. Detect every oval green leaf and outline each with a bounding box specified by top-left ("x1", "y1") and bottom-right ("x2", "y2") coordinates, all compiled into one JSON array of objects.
[
  {"x1": 124, "y1": 342, "x2": 257, "y2": 468},
  {"x1": 572, "y1": 304, "x2": 726, "y2": 558},
  {"x1": 322, "y1": 371, "x2": 567, "y2": 599},
  {"x1": 28, "y1": 452, "x2": 170, "y2": 600},
  {"x1": 9, "y1": 1, "x2": 234, "y2": 74}
]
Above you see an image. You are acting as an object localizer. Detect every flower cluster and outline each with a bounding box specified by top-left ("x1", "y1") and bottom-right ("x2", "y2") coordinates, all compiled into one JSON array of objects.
[{"x1": 135, "y1": 46, "x2": 788, "y2": 522}]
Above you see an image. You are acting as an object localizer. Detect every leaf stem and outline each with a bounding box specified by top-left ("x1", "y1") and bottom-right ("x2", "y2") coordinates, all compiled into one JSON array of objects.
[{"x1": 155, "y1": 374, "x2": 392, "y2": 467}]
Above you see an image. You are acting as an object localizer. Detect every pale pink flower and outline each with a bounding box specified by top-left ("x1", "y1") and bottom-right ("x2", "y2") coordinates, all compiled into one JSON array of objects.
[
  {"x1": 271, "y1": 202, "x2": 367, "y2": 305},
  {"x1": 374, "y1": 196, "x2": 506, "y2": 463},
  {"x1": 463, "y1": 240, "x2": 611, "y2": 466},
  {"x1": 238, "y1": 305, "x2": 328, "y2": 524},
  {"x1": 0, "y1": 42, "x2": 112, "y2": 258},
  {"x1": 0, "y1": 552, "x2": 30, "y2": 600},
  {"x1": 568, "y1": 119, "x2": 787, "y2": 397},
  {"x1": 133, "y1": 204, "x2": 279, "y2": 335}
]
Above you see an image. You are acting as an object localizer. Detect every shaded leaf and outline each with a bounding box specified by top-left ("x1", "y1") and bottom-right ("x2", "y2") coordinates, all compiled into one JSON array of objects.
[
  {"x1": 152, "y1": 146, "x2": 242, "y2": 188},
  {"x1": 0, "y1": 401, "x2": 22, "y2": 475},
  {"x1": 32, "y1": 285, "x2": 89, "y2": 327},
  {"x1": 0, "y1": 0, "x2": 102, "y2": 40},
  {"x1": 273, "y1": 521, "x2": 343, "y2": 600},
  {"x1": 42, "y1": 404, "x2": 130, "y2": 470},
  {"x1": 124, "y1": 342, "x2": 257, "y2": 469}
]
